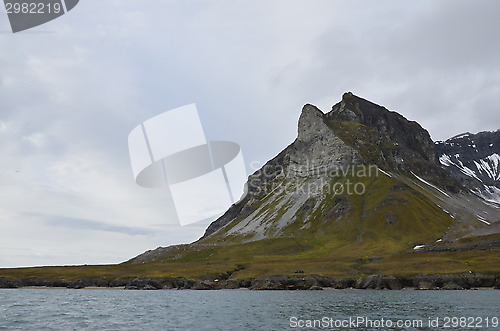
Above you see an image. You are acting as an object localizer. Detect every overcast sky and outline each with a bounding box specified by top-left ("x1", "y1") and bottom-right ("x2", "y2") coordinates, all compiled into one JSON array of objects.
[{"x1": 1, "y1": 0, "x2": 499, "y2": 268}]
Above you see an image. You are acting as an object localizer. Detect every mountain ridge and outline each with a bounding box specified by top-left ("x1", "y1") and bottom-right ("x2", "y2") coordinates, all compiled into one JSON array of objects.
[
  {"x1": 436, "y1": 129, "x2": 500, "y2": 204},
  {"x1": 202, "y1": 92, "x2": 474, "y2": 241}
]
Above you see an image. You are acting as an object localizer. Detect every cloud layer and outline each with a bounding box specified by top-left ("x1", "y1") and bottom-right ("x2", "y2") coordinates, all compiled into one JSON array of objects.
[{"x1": 0, "y1": 0, "x2": 499, "y2": 267}]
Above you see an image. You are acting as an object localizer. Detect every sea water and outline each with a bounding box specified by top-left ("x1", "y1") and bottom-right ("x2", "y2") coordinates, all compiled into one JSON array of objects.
[{"x1": 0, "y1": 289, "x2": 498, "y2": 330}]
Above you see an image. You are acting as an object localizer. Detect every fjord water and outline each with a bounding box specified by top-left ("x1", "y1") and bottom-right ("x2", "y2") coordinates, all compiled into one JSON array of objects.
[{"x1": 0, "y1": 289, "x2": 498, "y2": 330}]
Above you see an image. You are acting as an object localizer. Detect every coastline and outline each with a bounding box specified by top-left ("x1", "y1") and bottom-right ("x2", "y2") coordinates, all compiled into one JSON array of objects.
[
  {"x1": 10, "y1": 287, "x2": 497, "y2": 291},
  {"x1": 2, "y1": 273, "x2": 499, "y2": 291}
]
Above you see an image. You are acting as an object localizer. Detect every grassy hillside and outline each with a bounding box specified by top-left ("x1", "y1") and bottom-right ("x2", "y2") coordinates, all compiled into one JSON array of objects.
[
  {"x1": 2, "y1": 172, "x2": 498, "y2": 281},
  {"x1": 1, "y1": 239, "x2": 499, "y2": 281}
]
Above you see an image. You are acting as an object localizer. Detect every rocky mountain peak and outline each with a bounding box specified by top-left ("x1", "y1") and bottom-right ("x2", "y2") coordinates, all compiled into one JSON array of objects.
[
  {"x1": 292, "y1": 104, "x2": 361, "y2": 176},
  {"x1": 328, "y1": 92, "x2": 362, "y2": 123},
  {"x1": 297, "y1": 104, "x2": 328, "y2": 143},
  {"x1": 327, "y1": 92, "x2": 437, "y2": 164}
]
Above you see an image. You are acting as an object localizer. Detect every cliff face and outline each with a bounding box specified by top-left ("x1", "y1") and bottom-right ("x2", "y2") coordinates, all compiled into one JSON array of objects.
[
  {"x1": 328, "y1": 92, "x2": 437, "y2": 164},
  {"x1": 201, "y1": 102, "x2": 362, "y2": 239},
  {"x1": 323, "y1": 93, "x2": 461, "y2": 192},
  {"x1": 292, "y1": 103, "x2": 362, "y2": 176}
]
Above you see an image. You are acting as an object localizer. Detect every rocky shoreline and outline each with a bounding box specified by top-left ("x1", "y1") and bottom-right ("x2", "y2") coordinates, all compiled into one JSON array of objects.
[{"x1": 1, "y1": 274, "x2": 499, "y2": 290}]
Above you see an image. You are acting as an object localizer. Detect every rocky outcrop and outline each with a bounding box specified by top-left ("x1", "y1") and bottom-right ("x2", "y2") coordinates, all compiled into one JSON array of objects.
[
  {"x1": 291, "y1": 103, "x2": 362, "y2": 177},
  {"x1": 249, "y1": 275, "x2": 325, "y2": 290},
  {"x1": 1, "y1": 274, "x2": 498, "y2": 290},
  {"x1": 328, "y1": 92, "x2": 438, "y2": 164},
  {"x1": 325, "y1": 93, "x2": 462, "y2": 191},
  {"x1": 0, "y1": 277, "x2": 21, "y2": 288}
]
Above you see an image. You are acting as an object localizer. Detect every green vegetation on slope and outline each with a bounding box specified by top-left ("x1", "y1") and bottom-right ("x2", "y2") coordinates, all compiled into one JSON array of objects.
[{"x1": 2, "y1": 172, "x2": 496, "y2": 281}]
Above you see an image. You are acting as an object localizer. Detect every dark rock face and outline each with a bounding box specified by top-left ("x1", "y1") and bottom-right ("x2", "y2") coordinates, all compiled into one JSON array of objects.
[
  {"x1": 411, "y1": 274, "x2": 497, "y2": 290},
  {"x1": 325, "y1": 93, "x2": 462, "y2": 192},
  {"x1": 1, "y1": 274, "x2": 498, "y2": 290},
  {"x1": 436, "y1": 130, "x2": 500, "y2": 203},
  {"x1": 0, "y1": 277, "x2": 21, "y2": 288},
  {"x1": 124, "y1": 277, "x2": 162, "y2": 290},
  {"x1": 354, "y1": 275, "x2": 403, "y2": 290},
  {"x1": 328, "y1": 92, "x2": 437, "y2": 164},
  {"x1": 249, "y1": 276, "x2": 324, "y2": 290}
]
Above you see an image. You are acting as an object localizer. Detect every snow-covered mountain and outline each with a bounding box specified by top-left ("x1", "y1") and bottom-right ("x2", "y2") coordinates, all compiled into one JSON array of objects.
[{"x1": 435, "y1": 130, "x2": 500, "y2": 204}]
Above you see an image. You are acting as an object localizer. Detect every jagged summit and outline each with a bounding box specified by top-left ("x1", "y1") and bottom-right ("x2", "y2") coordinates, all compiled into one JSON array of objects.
[
  {"x1": 327, "y1": 92, "x2": 437, "y2": 163},
  {"x1": 294, "y1": 103, "x2": 361, "y2": 176},
  {"x1": 320, "y1": 93, "x2": 461, "y2": 192},
  {"x1": 299, "y1": 93, "x2": 441, "y2": 173}
]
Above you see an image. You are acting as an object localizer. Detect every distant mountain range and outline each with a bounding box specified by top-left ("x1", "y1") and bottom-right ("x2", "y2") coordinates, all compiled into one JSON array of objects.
[{"x1": 436, "y1": 131, "x2": 500, "y2": 204}]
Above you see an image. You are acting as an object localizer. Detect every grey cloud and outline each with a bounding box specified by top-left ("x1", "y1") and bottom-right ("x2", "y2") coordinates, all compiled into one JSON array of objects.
[
  {"x1": 1, "y1": 0, "x2": 499, "y2": 267},
  {"x1": 287, "y1": 1, "x2": 500, "y2": 141},
  {"x1": 387, "y1": 0, "x2": 500, "y2": 71},
  {"x1": 34, "y1": 214, "x2": 156, "y2": 236}
]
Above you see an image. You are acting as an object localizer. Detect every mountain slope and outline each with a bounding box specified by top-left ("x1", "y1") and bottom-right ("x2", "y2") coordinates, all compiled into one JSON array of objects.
[
  {"x1": 201, "y1": 93, "x2": 496, "y2": 245},
  {"x1": 126, "y1": 92, "x2": 500, "y2": 278}
]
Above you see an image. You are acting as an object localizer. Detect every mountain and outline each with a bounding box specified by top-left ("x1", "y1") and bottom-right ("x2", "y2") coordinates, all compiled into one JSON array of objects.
[
  {"x1": 436, "y1": 131, "x2": 500, "y2": 204},
  {"x1": 1, "y1": 92, "x2": 499, "y2": 287},
  {"x1": 201, "y1": 93, "x2": 497, "y2": 244},
  {"x1": 125, "y1": 92, "x2": 500, "y2": 279}
]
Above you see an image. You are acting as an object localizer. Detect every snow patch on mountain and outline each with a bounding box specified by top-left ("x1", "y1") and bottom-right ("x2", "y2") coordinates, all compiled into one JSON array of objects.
[
  {"x1": 436, "y1": 204, "x2": 456, "y2": 219},
  {"x1": 473, "y1": 153, "x2": 500, "y2": 181},
  {"x1": 377, "y1": 167, "x2": 393, "y2": 178},
  {"x1": 477, "y1": 215, "x2": 491, "y2": 226},
  {"x1": 473, "y1": 186, "x2": 500, "y2": 204},
  {"x1": 439, "y1": 154, "x2": 453, "y2": 167},
  {"x1": 451, "y1": 133, "x2": 470, "y2": 140},
  {"x1": 411, "y1": 171, "x2": 450, "y2": 197},
  {"x1": 436, "y1": 130, "x2": 500, "y2": 205},
  {"x1": 439, "y1": 153, "x2": 499, "y2": 182}
]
